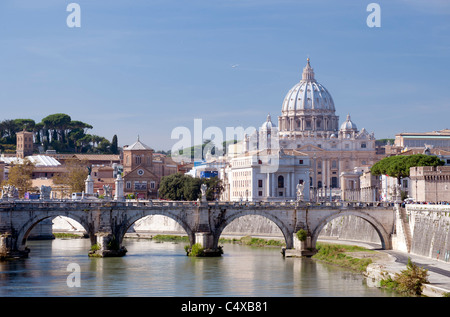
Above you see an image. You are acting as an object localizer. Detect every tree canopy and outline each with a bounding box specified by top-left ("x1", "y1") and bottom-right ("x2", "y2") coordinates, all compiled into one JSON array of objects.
[
  {"x1": 158, "y1": 173, "x2": 202, "y2": 201},
  {"x1": 371, "y1": 154, "x2": 444, "y2": 182},
  {"x1": 52, "y1": 159, "x2": 89, "y2": 193},
  {"x1": 158, "y1": 174, "x2": 223, "y2": 201},
  {"x1": 2, "y1": 159, "x2": 35, "y2": 197},
  {"x1": 0, "y1": 113, "x2": 118, "y2": 155}
]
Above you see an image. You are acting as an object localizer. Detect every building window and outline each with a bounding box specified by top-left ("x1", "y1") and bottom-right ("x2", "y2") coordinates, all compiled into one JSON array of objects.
[
  {"x1": 331, "y1": 177, "x2": 338, "y2": 188},
  {"x1": 258, "y1": 191, "x2": 263, "y2": 196},
  {"x1": 135, "y1": 156, "x2": 142, "y2": 164},
  {"x1": 150, "y1": 181, "x2": 155, "y2": 189},
  {"x1": 134, "y1": 181, "x2": 147, "y2": 190},
  {"x1": 299, "y1": 159, "x2": 303, "y2": 164},
  {"x1": 361, "y1": 142, "x2": 367, "y2": 148},
  {"x1": 126, "y1": 181, "x2": 131, "y2": 189},
  {"x1": 258, "y1": 179, "x2": 263, "y2": 188},
  {"x1": 332, "y1": 160, "x2": 337, "y2": 168},
  {"x1": 278, "y1": 175, "x2": 284, "y2": 188}
]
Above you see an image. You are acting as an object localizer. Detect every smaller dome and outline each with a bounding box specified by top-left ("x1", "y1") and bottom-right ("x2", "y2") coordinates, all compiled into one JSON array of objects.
[
  {"x1": 340, "y1": 114, "x2": 357, "y2": 131},
  {"x1": 261, "y1": 114, "x2": 276, "y2": 130}
]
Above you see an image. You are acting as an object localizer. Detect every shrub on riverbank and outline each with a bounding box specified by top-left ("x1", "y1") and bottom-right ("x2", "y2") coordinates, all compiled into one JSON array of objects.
[
  {"x1": 380, "y1": 257, "x2": 429, "y2": 296},
  {"x1": 53, "y1": 233, "x2": 84, "y2": 239},
  {"x1": 186, "y1": 243, "x2": 205, "y2": 256},
  {"x1": 219, "y1": 236, "x2": 285, "y2": 247},
  {"x1": 152, "y1": 235, "x2": 189, "y2": 243},
  {"x1": 312, "y1": 243, "x2": 374, "y2": 272}
]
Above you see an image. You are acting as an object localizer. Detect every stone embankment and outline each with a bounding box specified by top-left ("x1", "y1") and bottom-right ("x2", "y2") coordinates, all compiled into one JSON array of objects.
[{"x1": 364, "y1": 251, "x2": 450, "y2": 297}]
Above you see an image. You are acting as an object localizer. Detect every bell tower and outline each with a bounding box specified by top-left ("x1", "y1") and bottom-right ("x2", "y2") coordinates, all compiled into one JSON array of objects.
[
  {"x1": 16, "y1": 130, "x2": 34, "y2": 159},
  {"x1": 122, "y1": 136, "x2": 154, "y2": 174}
]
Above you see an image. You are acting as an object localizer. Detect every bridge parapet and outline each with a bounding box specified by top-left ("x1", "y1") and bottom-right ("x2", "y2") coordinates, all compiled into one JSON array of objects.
[{"x1": 0, "y1": 199, "x2": 396, "y2": 210}]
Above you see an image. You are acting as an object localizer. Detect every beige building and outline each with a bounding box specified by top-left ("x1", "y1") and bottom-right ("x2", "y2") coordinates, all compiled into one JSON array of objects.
[
  {"x1": 122, "y1": 137, "x2": 178, "y2": 199},
  {"x1": 409, "y1": 166, "x2": 450, "y2": 203},
  {"x1": 395, "y1": 129, "x2": 450, "y2": 151},
  {"x1": 223, "y1": 148, "x2": 310, "y2": 202}
]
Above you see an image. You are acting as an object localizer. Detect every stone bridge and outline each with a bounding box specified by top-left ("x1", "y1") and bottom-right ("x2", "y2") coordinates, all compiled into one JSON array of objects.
[{"x1": 0, "y1": 200, "x2": 397, "y2": 259}]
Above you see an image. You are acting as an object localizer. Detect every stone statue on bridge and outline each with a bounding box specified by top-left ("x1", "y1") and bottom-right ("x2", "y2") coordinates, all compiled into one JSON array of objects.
[
  {"x1": 1, "y1": 185, "x2": 19, "y2": 200},
  {"x1": 103, "y1": 185, "x2": 113, "y2": 200},
  {"x1": 296, "y1": 183, "x2": 304, "y2": 202},
  {"x1": 39, "y1": 185, "x2": 52, "y2": 200},
  {"x1": 201, "y1": 183, "x2": 207, "y2": 202},
  {"x1": 390, "y1": 183, "x2": 402, "y2": 202}
]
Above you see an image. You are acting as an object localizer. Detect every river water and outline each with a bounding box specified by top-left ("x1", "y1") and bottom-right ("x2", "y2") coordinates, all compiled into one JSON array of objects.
[{"x1": 0, "y1": 238, "x2": 397, "y2": 297}]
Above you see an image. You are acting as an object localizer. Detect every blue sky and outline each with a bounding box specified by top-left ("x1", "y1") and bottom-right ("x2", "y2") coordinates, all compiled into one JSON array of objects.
[{"x1": 1, "y1": 0, "x2": 450, "y2": 150}]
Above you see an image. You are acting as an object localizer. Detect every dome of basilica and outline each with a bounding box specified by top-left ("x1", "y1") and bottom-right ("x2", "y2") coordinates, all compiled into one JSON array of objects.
[
  {"x1": 261, "y1": 114, "x2": 276, "y2": 131},
  {"x1": 281, "y1": 58, "x2": 335, "y2": 113},
  {"x1": 340, "y1": 114, "x2": 358, "y2": 131}
]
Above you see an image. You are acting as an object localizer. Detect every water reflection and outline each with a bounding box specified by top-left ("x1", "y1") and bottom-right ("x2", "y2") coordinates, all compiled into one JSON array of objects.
[{"x1": 0, "y1": 239, "x2": 396, "y2": 297}]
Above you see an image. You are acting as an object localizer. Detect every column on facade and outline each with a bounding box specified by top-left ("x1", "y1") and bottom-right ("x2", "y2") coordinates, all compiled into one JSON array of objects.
[
  {"x1": 338, "y1": 159, "x2": 344, "y2": 189},
  {"x1": 271, "y1": 173, "x2": 276, "y2": 198},
  {"x1": 291, "y1": 171, "x2": 295, "y2": 198},
  {"x1": 326, "y1": 159, "x2": 330, "y2": 188}
]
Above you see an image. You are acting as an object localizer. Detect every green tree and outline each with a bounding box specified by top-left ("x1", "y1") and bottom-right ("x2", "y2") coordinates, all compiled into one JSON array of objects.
[
  {"x1": 41, "y1": 113, "x2": 72, "y2": 143},
  {"x1": 33, "y1": 122, "x2": 44, "y2": 144},
  {"x1": 371, "y1": 154, "x2": 444, "y2": 184},
  {"x1": 0, "y1": 119, "x2": 18, "y2": 144},
  {"x1": 202, "y1": 176, "x2": 223, "y2": 201},
  {"x1": 111, "y1": 135, "x2": 119, "y2": 154},
  {"x1": 159, "y1": 173, "x2": 202, "y2": 201},
  {"x1": 13, "y1": 119, "x2": 35, "y2": 132}
]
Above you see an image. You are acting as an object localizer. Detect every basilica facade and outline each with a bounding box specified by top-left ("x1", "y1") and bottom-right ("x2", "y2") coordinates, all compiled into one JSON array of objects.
[{"x1": 222, "y1": 58, "x2": 382, "y2": 201}]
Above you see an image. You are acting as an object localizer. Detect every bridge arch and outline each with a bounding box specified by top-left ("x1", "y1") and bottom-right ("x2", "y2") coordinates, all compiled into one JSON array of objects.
[
  {"x1": 16, "y1": 211, "x2": 93, "y2": 251},
  {"x1": 116, "y1": 209, "x2": 196, "y2": 247},
  {"x1": 213, "y1": 209, "x2": 294, "y2": 249},
  {"x1": 311, "y1": 210, "x2": 392, "y2": 250}
]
